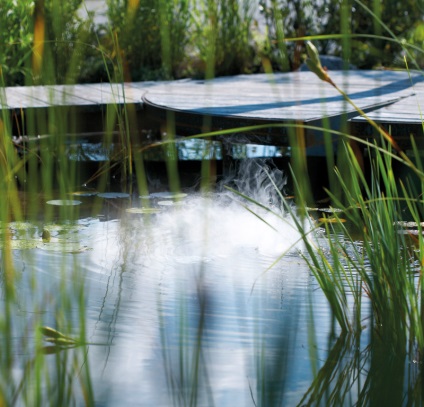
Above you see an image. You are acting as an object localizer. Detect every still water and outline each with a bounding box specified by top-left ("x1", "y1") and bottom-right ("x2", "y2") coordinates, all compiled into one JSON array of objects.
[{"x1": 8, "y1": 163, "x2": 339, "y2": 406}]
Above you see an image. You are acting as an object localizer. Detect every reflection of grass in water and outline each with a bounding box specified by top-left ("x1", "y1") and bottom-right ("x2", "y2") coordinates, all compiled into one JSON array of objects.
[
  {"x1": 276, "y1": 41, "x2": 424, "y2": 405},
  {"x1": 236, "y1": 135, "x2": 424, "y2": 404}
]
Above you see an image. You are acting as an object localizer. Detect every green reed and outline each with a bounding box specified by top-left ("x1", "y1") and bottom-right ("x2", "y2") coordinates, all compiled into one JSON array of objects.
[
  {"x1": 1, "y1": 0, "x2": 424, "y2": 405},
  {"x1": 230, "y1": 105, "x2": 424, "y2": 404},
  {"x1": 298, "y1": 35, "x2": 424, "y2": 344},
  {"x1": 285, "y1": 30, "x2": 424, "y2": 403},
  {"x1": 0, "y1": 2, "x2": 95, "y2": 405}
]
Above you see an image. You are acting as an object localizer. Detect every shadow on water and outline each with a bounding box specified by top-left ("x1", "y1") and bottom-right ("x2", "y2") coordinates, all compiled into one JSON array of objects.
[{"x1": 5, "y1": 139, "x2": 424, "y2": 406}]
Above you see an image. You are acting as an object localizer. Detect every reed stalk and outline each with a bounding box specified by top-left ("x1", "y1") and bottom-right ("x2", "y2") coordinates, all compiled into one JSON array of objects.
[{"x1": 1, "y1": 0, "x2": 424, "y2": 405}]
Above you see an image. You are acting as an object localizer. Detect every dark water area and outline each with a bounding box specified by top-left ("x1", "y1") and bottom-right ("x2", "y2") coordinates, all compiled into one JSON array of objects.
[{"x1": 60, "y1": 139, "x2": 330, "y2": 203}]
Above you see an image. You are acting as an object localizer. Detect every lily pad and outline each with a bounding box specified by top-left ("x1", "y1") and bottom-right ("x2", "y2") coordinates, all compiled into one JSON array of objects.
[
  {"x1": 37, "y1": 241, "x2": 90, "y2": 253},
  {"x1": 43, "y1": 223, "x2": 86, "y2": 233},
  {"x1": 157, "y1": 200, "x2": 184, "y2": 206},
  {"x1": 97, "y1": 192, "x2": 130, "y2": 199},
  {"x1": 125, "y1": 207, "x2": 162, "y2": 214},
  {"x1": 149, "y1": 192, "x2": 187, "y2": 199},
  {"x1": 9, "y1": 221, "x2": 36, "y2": 231},
  {"x1": 10, "y1": 239, "x2": 39, "y2": 250},
  {"x1": 47, "y1": 200, "x2": 82, "y2": 206},
  {"x1": 70, "y1": 191, "x2": 98, "y2": 197}
]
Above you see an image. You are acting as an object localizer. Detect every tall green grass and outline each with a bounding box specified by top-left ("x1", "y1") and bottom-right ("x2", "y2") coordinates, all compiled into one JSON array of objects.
[
  {"x1": 269, "y1": 31, "x2": 424, "y2": 403},
  {"x1": 0, "y1": 2, "x2": 94, "y2": 405},
  {"x1": 1, "y1": 0, "x2": 424, "y2": 405}
]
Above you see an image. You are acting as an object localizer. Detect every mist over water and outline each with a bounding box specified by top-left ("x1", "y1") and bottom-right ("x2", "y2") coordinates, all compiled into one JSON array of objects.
[
  {"x1": 134, "y1": 158, "x2": 308, "y2": 266},
  {"x1": 82, "y1": 164, "x2": 317, "y2": 406}
]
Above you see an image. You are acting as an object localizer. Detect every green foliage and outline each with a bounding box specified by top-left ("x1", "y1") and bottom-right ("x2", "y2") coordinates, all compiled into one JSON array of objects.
[
  {"x1": 0, "y1": 0, "x2": 98, "y2": 86},
  {"x1": 332, "y1": 0, "x2": 424, "y2": 68},
  {"x1": 0, "y1": 0, "x2": 34, "y2": 85},
  {"x1": 41, "y1": 0, "x2": 95, "y2": 84},
  {"x1": 260, "y1": 0, "x2": 424, "y2": 69},
  {"x1": 104, "y1": 0, "x2": 192, "y2": 80},
  {"x1": 2, "y1": 1, "x2": 424, "y2": 404},
  {"x1": 0, "y1": 0, "x2": 272, "y2": 84},
  {"x1": 191, "y1": 0, "x2": 257, "y2": 78},
  {"x1": 102, "y1": 0, "x2": 259, "y2": 79},
  {"x1": 2, "y1": 0, "x2": 423, "y2": 86},
  {"x1": 288, "y1": 55, "x2": 424, "y2": 352},
  {"x1": 404, "y1": 20, "x2": 424, "y2": 68},
  {"x1": 259, "y1": 0, "x2": 314, "y2": 70}
]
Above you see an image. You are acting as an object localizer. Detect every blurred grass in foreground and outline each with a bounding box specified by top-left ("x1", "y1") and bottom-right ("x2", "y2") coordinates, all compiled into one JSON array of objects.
[{"x1": 0, "y1": 0, "x2": 424, "y2": 405}]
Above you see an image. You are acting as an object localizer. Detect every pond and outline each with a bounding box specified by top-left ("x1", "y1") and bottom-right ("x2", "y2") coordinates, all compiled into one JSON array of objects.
[
  {"x1": 70, "y1": 193, "x2": 319, "y2": 406},
  {"x1": 3, "y1": 144, "x2": 420, "y2": 406},
  {"x1": 2, "y1": 150, "x2": 335, "y2": 405}
]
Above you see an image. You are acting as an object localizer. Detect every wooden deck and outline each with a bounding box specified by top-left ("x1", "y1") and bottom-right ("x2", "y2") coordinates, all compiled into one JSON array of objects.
[
  {"x1": 142, "y1": 70, "x2": 424, "y2": 153},
  {"x1": 143, "y1": 70, "x2": 419, "y2": 122},
  {"x1": 2, "y1": 70, "x2": 424, "y2": 153},
  {"x1": 0, "y1": 81, "x2": 162, "y2": 137},
  {"x1": 0, "y1": 81, "x2": 156, "y2": 109}
]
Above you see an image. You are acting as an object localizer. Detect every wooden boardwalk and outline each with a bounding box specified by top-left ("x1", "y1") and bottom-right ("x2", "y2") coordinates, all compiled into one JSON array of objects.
[
  {"x1": 143, "y1": 70, "x2": 419, "y2": 122},
  {"x1": 142, "y1": 70, "x2": 424, "y2": 153},
  {"x1": 2, "y1": 70, "x2": 424, "y2": 153},
  {"x1": 0, "y1": 81, "x2": 155, "y2": 109}
]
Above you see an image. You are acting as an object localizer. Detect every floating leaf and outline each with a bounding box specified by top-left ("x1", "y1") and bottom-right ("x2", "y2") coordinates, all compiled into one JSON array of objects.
[
  {"x1": 398, "y1": 229, "x2": 424, "y2": 236},
  {"x1": 10, "y1": 239, "x2": 39, "y2": 250},
  {"x1": 157, "y1": 200, "x2": 184, "y2": 206},
  {"x1": 97, "y1": 192, "x2": 130, "y2": 199},
  {"x1": 9, "y1": 221, "x2": 35, "y2": 231},
  {"x1": 307, "y1": 207, "x2": 344, "y2": 213},
  {"x1": 149, "y1": 192, "x2": 187, "y2": 199},
  {"x1": 125, "y1": 207, "x2": 161, "y2": 214},
  {"x1": 43, "y1": 223, "x2": 86, "y2": 233},
  {"x1": 37, "y1": 241, "x2": 90, "y2": 253},
  {"x1": 70, "y1": 191, "x2": 98, "y2": 197},
  {"x1": 47, "y1": 200, "x2": 82, "y2": 206},
  {"x1": 395, "y1": 221, "x2": 424, "y2": 228}
]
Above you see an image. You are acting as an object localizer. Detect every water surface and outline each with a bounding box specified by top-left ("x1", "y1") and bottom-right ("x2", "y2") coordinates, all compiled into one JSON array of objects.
[{"x1": 11, "y1": 188, "x2": 334, "y2": 406}]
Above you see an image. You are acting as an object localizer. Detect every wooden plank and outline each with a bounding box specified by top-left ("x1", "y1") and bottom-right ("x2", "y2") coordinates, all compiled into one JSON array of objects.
[
  {"x1": 351, "y1": 93, "x2": 424, "y2": 124},
  {"x1": 77, "y1": 83, "x2": 142, "y2": 104},
  {"x1": 2, "y1": 70, "x2": 419, "y2": 119},
  {"x1": 0, "y1": 82, "x2": 149, "y2": 110},
  {"x1": 143, "y1": 70, "x2": 420, "y2": 125},
  {"x1": 3, "y1": 85, "x2": 93, "y2": 109},
  {"x1": 3, "y1": 86, "x2": 51, "y2": 108},
  {"x1": 348, "y1": 73, "x2": 424, "y2": 147},
  {"x1": 1, "y1": 71, "x2": 423, "y2": 152}
]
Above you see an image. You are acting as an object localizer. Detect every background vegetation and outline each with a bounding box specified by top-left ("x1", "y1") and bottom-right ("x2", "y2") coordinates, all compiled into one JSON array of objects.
[{"x1": 1, "y1": 0, "x2": 424, "y2": 86}]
